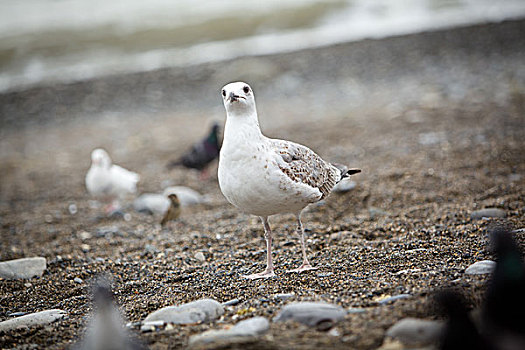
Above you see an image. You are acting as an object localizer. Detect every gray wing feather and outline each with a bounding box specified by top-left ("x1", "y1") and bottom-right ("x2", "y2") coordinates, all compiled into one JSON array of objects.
[{"x1": 270, "y1": 139, "x2": 340, "y2": 199}]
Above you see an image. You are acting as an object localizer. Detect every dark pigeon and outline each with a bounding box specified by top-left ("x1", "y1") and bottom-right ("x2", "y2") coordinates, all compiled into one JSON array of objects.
[
  {"x1": 482, "y1": 227, "x2": 525, "y2": 348},
  {"x1": 167, "y1": 123, "x2": 221, "y2": 175},
  {"x1": 436, "y1": 290, "x2": 493, "y2": 350}
]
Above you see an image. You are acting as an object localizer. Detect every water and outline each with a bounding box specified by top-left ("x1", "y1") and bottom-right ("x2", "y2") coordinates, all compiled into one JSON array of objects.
[{"x1": 1, "y1": 0, "x2": 524, "y2": 93}]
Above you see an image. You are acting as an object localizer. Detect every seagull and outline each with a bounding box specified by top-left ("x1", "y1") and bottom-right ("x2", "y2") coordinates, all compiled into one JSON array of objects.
[
  {"x1": 75, "y1": 278, "x2": 148, "y2": 350},
  {"x1": 167, "y1": 122, "x2": 221, "y2": 179},
  {"x1": 218, "y1": 82, "x2": 361, "y2": 279},
  {"x1": 85, "y1": 148, "x2": 140, "y2": 213}
]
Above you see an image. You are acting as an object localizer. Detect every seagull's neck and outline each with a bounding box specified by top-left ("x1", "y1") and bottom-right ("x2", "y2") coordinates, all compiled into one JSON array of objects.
[{"x1": 223, "y1": 110, "x2": 264, "y2": 145}]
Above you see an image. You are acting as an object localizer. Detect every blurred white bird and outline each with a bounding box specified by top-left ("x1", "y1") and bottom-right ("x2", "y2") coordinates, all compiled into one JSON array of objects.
[{"x1": 85, "y1": 148, "x2": 140, "y2": 214}]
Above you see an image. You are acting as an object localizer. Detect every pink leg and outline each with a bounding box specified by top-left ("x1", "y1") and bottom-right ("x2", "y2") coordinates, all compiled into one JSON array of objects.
[
  {"x1": 243, "y1": 216, "x2": 276, "y2": 279},
  {"x1": 287, "y1": 213, "x2": 317, "y2": 273}
]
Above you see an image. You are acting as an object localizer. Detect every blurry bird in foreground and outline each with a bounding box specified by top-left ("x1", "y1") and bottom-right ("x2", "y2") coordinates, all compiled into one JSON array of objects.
[
  {"x1": 75, "y1": 278, "x2": 147, "y2": 350},
  {"x1": 85, "y1": 148, "x2": 140, "y2": 214},
  {"x1": 437, "y1": 226, "x2": 525, "y2": 350},
  {"x1": 482, "y1": 226, "x2": 525, "y2": 349},
  {"x1": 436, "y1": 290, "x2": 492, "y2": 350},
  {"x1": 160, "y1": 193, "x2": 181, "y2": 227},
  {"x1": 167, "y1": 122, "x2": 221, "y2": 179}
]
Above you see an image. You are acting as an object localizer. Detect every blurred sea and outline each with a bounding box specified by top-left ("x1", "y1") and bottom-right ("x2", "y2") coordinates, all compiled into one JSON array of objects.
[{"x1": 1, "y1": 0, "x2": 524, "y2": 93}]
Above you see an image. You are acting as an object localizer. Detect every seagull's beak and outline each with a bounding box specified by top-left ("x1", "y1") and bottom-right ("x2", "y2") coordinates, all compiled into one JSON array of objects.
[
  {"x1": 228, "y1": 92, "x2": 245, "y2": 103},
  {"x1": 228, "y1": 92, "x2": 238, "y2": 103}
]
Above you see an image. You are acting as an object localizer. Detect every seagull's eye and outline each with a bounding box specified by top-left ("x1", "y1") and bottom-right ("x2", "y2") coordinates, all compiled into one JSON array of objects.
[
  {"x1": 243, "y1": 86, "x2": 250, "y2": 94},
  {"x1": 222, "y1": 89, "x2": 226, "y2": 97}
]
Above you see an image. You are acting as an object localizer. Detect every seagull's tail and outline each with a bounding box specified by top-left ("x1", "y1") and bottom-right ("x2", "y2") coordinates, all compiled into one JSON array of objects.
[{"x1": 333, "y1": 163, "x2": 361, "y2": 182}]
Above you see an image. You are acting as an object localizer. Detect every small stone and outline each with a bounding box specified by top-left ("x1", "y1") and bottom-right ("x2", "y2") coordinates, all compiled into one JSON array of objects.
[
  {"x1": 273, "y1": 302, "x2": 346, "y2": 328},
  {"x1": 144, "y1": 299, "x2": 224, "y2": 324},
  {"x1": 274, "y1": 293, "x2": 294, "y2": 301},
  {"x1": 317, "y1": 272, "x2": 333, "y2": 277},
  {"x1": 332, "y1": 179, "x2": 357, "y2": 193},
  {"x1": 81, "y1": 244, "x2": 90, "y2": 252},
  {"x1": 78, "y1": 231, "x2": 92, "y2": 241},
  {"x1": 0, "y1": 310, "x2": 67, "y2": 331},
  {"x1": 124, "y1": 213, "x2": 132, "y2": 221},
  {"x1": 189, "y1": 317, "x2": 269, "y2": 346},
  {"x1": 133, "y1": 193, "x2": 170, "y2": 215},
  {"x1": 465, "y1": 260, "x2": 496, "y2": 275},
  {"x1": 470, "y1": 208, "x2": 505, "y2": 220},
  {"x1": 223, "y1": 298, "x2": 241, "y2": 306},
  {"x1": 44, "y1": 215, "x2": 53, "y2": 223},
  {"x1": 24, "y1": 283, "x2": 32, "y2": 288},
  {"x1": 74, "y1": 277, "x2": 83, "y2": 284},
  {"x1": 328, "y1": 327, "x2": 341, "y2": 337},
  {"x1": 348, "y1": 308, "x2": 367, "y2": 314},
  {"x1": 0, "y1": 257, "x2": 47, "y2": 280},
  {"x1": 68, "y1": 203, "x2": 78, "y2": 215},
  {"x1": 377, "y1": 294, "x2": 411, "y2": 305},
  {"x1": 195, "y1": 252, "x2": 206, "y2": 262},
  {"x1": 385, "y1": 318, "x2": 444, "y2": 347}
]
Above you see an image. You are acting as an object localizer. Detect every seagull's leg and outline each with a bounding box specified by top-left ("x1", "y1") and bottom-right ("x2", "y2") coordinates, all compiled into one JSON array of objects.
[
  {"x1": 288, "y1": 212, "x2": 318, "y2": 273},
  {"x1": 243, "y1": 216, "x2": 276, "y2": 279}
]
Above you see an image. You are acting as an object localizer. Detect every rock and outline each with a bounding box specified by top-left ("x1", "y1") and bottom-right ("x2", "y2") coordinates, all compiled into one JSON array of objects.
[
  {"x1": 74, "y1": 277, "x2": 83, "y2": 284},
  {"x1": 189, "y1": 317, "x2": 269, "y2": 346},
  {"x1": 133, "y1": 193, "x2": 170, "y2": 215},
  {"x1": 163, "y1": 186, "x2": 208, "y2": 206},
  {"x1": 223, "y1": 298, "x2": 241, "y2": 306},
  {"x1": 385, "y1": 317, "x2": 444, "y2": 347},
  {"x1": 0, "y1": 257, "x2": 47, "y2": 280},
  {"x1": 470, "y1": 208, "x2": 505, "y2": 219},
  {"x1": 273, "y1": 302, "x2": 346, "y2": 328},
  {"x1": 377, "y1": 294, "x2": 411, "y2": 305},
  {"x1": 78, "y1": 231, "x2": 92, "y2": 240},
  {"x1": 274, "y1": 293, "x2": 294, "y2": 301},
  {"x1": 68, "y1": 203, "x2": 78, "y2": 215},
  {"x1": 465, "y1": 260, "x2": 496, "y2": 275},
  {"x1": 0, "y1": 310, "x2": 67, "y2": 331},
  {"x1": 332, "y1": 179, "x2": 357, "y2": 193},
  {"x1": 144, "y1": 299, "x2": 224, "y2": 324},
  {"x1": 195, "y1": 252, "x2": 206, "y2": 262}
]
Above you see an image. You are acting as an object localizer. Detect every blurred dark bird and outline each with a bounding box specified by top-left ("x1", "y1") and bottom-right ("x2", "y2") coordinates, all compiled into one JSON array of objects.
[
  {"x1": 436, "y1": 289, "x2": 493, "y2": 350},
  {"x1": 75, "y1": 278, "x2": 147, "y2": 350},
  {"x1": 482, "y1": 227, "x2": 525, "y2": 349},
  {"x1": 167, "y1": 123, "x2": 221, "y2": 179},
  {"x1": 160, "y1": 193, "x2": 181, "y2": 227}
]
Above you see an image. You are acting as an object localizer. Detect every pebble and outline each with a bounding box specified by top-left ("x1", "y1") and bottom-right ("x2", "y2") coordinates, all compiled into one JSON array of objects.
[
  {"x1": 274, "y1": 293, "x2": 295, "y2": 301},
  {"x1": 385, "y1": 317, "x2": 444, "y2": 347},
  {"x1": 377, "y1": 294, "x2": 412, "y2": 305},
  {"x1": 144, "y1": 299, "x2": 224, "y2": 325},
  {"x1": 0, "y1": 257, "x2": 47, "y2": 280},
  {"x1": 347, "y1": 308, "x2": 367, "y2": 314},
  {"x1": 273, "y1": 302, "x2": 346, "y2": 328},
  {"x1": 163, "y1": 186, "x2": 208, "y2": 206},
  {"x1": 133, "y1": 193, "x2": 170, "y2": 215},
  {"x1": 189, "y1": 317, "x2": 269, "y2": 346},
  {"x1": 0, "y1": 310, "x2": 67, "y2": 331},
  {"x1": 195, "y1": 252, "x2": 206, "y2": 262},
  {"x1": 81, "y1": 244, "x2": 90, "y2": 252},
  {"x1": 68, "y1": 203, "x2": 78, "y2": 215},
  {"x1": 470, "y1": 208, "x2": 505, "y2": 219},
  {"x1": 78, "y1": 231, "x2": 92, "y2": 241},
  {"x1": 223, "y1": 298, "x2": 241, "y2": 306},
  {"x1": 332, "y1": 179, "x2": 357, "y2": 193},
  {"x1": 465, "y1": 260, "x2": 496, "y2": 275},
  {"x1": 74, "y1": 277, "x2": 83, "y2": 284}
]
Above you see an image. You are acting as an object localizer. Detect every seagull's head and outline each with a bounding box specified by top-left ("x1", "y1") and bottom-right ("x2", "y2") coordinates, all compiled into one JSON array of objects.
[
  {"x1": 91, "y1": 148, "x2": 111, "y2": 168},
  {"x1": 221, "y1": 82, "x2": 256, "y2": 116}
]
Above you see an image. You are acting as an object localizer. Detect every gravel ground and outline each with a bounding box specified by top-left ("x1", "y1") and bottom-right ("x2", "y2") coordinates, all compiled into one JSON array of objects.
[{"x1": 1, "y1": 21, "x2": 524, "y2": 350}]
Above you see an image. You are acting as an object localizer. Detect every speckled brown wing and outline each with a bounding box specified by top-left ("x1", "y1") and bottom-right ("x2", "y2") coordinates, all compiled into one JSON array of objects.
[{"x1": 270, "y1": 139, "x2": 340, "y2": 199}]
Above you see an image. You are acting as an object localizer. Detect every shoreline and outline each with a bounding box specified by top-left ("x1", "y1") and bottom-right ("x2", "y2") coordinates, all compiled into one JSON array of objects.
[{"x1": 1, "y1": 19, "x2": 524, "y2": 131}]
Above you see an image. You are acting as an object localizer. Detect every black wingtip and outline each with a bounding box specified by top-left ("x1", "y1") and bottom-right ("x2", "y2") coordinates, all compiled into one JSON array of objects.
[{"x1": 345, "y1": 168, "x2": 362, "y2": 176}]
